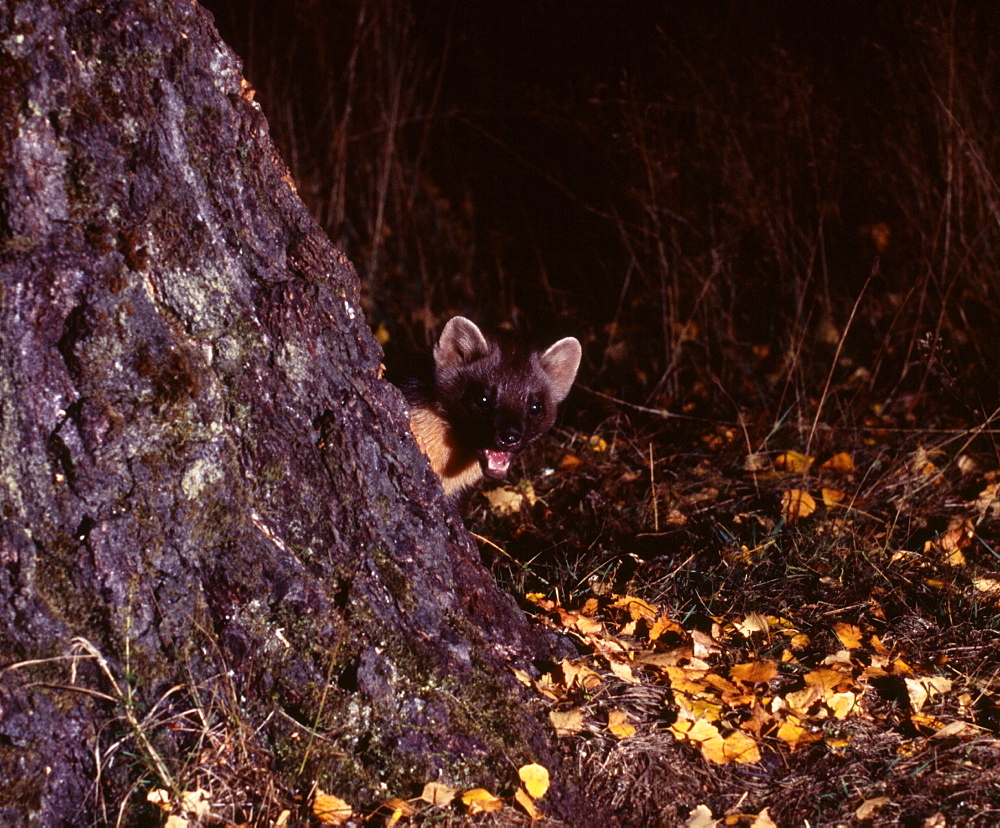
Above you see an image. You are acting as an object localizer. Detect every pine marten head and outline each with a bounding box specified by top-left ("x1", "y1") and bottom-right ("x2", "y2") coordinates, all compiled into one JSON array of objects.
[{"x1": 432, "y1": 317, "x2": 581, "y2": 481}]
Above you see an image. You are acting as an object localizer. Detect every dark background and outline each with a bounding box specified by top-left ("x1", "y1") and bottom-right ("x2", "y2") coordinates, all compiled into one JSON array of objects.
[{"x1": 203, "y1": 0, "x2": 1000, "y2": 422}]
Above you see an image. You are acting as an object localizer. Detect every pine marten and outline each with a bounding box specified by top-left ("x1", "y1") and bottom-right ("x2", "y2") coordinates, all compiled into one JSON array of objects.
[{"x1": 399, "y1": 317, "x2": 581, "y2": 501}]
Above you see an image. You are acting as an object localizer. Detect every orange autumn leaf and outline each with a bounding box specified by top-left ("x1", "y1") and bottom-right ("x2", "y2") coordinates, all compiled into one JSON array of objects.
[
  {"x1": 313, "y1": 793, "x2": 352, "y2": 825},
  {"x1": 832, "y1": 623, "x2": 864, "y2": 649},
  {"x1": 781, "y1": 489, "x2": 816, "y2": 520},
  {"x1": 730, "y1": 660, "x2": 778, "y2": 685},
  {"x1": 820, "y1": 452, "x2": 855, "y2": 473},
  {"x1": 821, "y1": 487, "x2": 846, "y2": 507}
]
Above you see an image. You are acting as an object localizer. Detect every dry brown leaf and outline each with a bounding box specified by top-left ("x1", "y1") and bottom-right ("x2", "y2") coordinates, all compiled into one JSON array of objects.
[
  {"x1": 485, "y1": 484, "x2": 536, "y2": 515},
  {"x1": 685, "y1": 803, "x2": 717, "y2": 828},
  {"x1": 975, "y1": 481, "x2": 1000, "y2": 515},
  {"x1": 925, "y1": 517, "x2": 974, "y2": 558},
  {"x1": 750, "y1": 806, "x2": 779, "y2": 827},
  {"x1": 781, "y1": 489, "x2": 816, "y2": 521},
  {"x1": 691, "y1": 629, "x2": 722, "y2": 658},
  {"x1": 561, "y1": 659, "x2": 603, "y2": 690},
  {"x1": 930, "y1": 719, "x2": 981, "y2": 740},
  {"x1": 420, "y1": 781, "x2": 459, "y2": 806},
  {"x1": 906, "y1": 676, "x2": 952, "y2": 711},
  {"x1": 147, "y1": 790, "x2": 171, "y2": 812},
  {"x1": 639, "y1": 647, "x2": 695, "y2": 670},
  {"x1": 549, "y1": 707, "x2": 585, "y2": 736},
  {"x1": 804, "y1": 667, "x2": 853, "y2": 693},
  {"x1": 730, "y1": 660, "x2": 778, "y2": 685},
  {"x1": 607, "y1": 658, "x2": 638, "y2": 684},
  {"x1": 460, "y1": 788, "x2": 504, "y2": 814},
  {"x1": 974, "y1": 577, "x2": 1000, "y2": 596},
  {"x1": 911, "y1": 446, "x2": 942, "y2": 476},
  {"x1": 827, "y1": 690, "x2": 859, "y2": 719},
  {"x1": 735, "y1": 612, "x2": 771, "y2": 637},
  {"x1": 670, "y1": 717, "x2": 725, "y2": 761},
  {"x1": 178, "y1": 790, "x2": 211, "y2": 817},
  {"x1": 313, "y1": 792, "x2": 352, "y2": 825},
  {"x1": 856, "y1": 796, "x2": 892, "y2": 820},
  {"x1": 518, "y1": 763, "x2": 550, "y2": 799}
]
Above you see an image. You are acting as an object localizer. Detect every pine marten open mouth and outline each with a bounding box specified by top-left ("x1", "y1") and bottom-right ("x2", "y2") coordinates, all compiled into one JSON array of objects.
[{"x1": 480, "y1": 449, "x2": 513, "y2": 479}]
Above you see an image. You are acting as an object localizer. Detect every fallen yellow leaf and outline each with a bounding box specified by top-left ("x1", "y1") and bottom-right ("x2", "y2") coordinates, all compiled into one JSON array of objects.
[
  {"x1": 607, "y1": 658, "x2": 638, "y2": 684},
  {"x1": 514, "y1": 787, "x2": 541, "y2": 820},
  {"x1": 519, "y1": 763, "x2": 550, "y2": 799},
  {"x1": 832, "y1": 622, "x2": 863, "y2": 649},
  {"x1": 648, "y1": 614, "x2": 684, "y2": 640},
  {"x1": 820, "y1": 452, "x2": 855, "y2": 473},
  {"x1": 561, "y1": 658, "x2": 603, "y2": 690},
  {"x1": 776, "y1": 714, "x2": 823, "y2": 748},
  {"x1": 821, "y1": 487, "x2": 846, "y2": 507},
  {"x1": 722, "y1": 730, "x2": 761, "y2": 763},
  {"x1": 781, "y1": 489, "x2": 816, "y2": 520},
  {"x1": 611, "y1": 594, "x2": 659, "y2": 621},
  {"x1": 313, "y1": 792, "x2": 352, "y2": 825},
  {"x1": 383, "y1": 797, "x2": 416, "y2": 827},
  {"x1": 460, "y1": 788, "x2": 504, "y2": 814},
  {"x1": 608, "y1": 709, "x2": 636, "y2": 738},
  {"x1": 589, "y1": 435, "x2": 609, "y2": 452},
  {"x1": 750, "y1": 806, "x2": 779, "y2": 827},
  {"x1": 775, "y1": 451, "x2": 813, "y2": 473}
]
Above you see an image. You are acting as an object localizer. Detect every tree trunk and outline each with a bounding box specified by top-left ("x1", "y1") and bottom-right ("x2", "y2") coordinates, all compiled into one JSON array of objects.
[{"x1": 0, "y1": 1, "x2": 579, "y2": 823}]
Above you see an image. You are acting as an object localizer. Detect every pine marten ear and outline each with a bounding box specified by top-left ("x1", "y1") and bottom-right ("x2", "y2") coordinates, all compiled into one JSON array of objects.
[
  {"x1": 435, "y1": 316, "x2": 491, "y2": 367},
  {"x1": 538, "y1": 337, "x2": 582, "y2": 403}
]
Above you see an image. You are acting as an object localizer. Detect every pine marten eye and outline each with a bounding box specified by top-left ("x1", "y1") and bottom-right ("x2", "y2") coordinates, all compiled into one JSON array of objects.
[
  {"x1": 467, "y1": 385, "x2": 491, "y2": 410},
  {"x1": 527, "y1": 399, "x2": 544, "y2": 418}
]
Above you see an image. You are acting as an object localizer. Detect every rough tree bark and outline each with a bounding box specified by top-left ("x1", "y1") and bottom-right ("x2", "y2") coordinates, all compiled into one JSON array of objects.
[{"x1": 0, "y1": 0, "x2": 582, "y2": 823}]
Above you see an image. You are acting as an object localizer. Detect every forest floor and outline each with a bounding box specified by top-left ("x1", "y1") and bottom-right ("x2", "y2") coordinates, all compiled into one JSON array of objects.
[{"x1": 449, "y1": 388, "x2": 1000, "y2": 827}]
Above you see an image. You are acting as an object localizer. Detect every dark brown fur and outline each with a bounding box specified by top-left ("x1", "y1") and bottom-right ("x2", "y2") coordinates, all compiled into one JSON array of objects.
[{"x1": 400, "y1": 317, "x2": 581, "y2": 500}]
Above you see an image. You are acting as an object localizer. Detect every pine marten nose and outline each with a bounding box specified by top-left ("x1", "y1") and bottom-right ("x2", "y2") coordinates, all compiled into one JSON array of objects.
[{"x1": 497, "y1": 427, "x2": 522, "y2": 449}]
